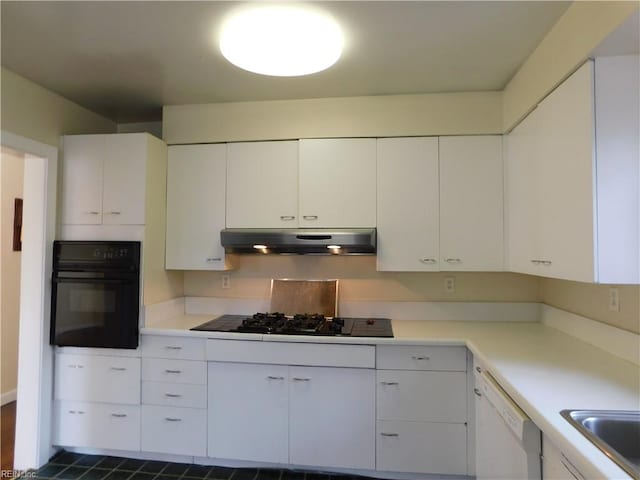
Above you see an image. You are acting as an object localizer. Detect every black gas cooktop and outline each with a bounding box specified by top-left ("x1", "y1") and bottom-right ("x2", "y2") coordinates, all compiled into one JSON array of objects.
[{"x1": 190, "y1": 312, "x2": 393, "y2": 337}]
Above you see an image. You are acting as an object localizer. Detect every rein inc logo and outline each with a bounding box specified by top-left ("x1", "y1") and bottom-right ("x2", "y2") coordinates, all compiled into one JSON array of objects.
[{"x1": 1, "y1": 470, "x2": 36, "y2": 478}]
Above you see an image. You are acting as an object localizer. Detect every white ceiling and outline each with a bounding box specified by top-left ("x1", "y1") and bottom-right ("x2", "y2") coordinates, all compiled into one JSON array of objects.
[{"x1": 1, "y1": 1, "x2": 572, "y2": 122}]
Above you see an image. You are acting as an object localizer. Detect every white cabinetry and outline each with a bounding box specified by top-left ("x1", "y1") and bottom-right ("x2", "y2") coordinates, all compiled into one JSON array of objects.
[
  {"x1": 506, "y1": 57, "x2": 639, "y2": 283},
  {"x1": 377, "y1": 136, "x2": 503, "y2": 271},
  {"x1": 52, "y1": 351, "x2": 141, "y2": 451},
  {"x1": 140, "y1": 335, "x2": 207, "y2": 456},
  {"x1": 60, "y1": 134, "x2": 151, "y2": 225},
  {"x1": 542, "y1": 434, "x2": 586, "y2": 480},
  {"x1": 225, "y1": 139, "x2": 376, "y2": 229},
  {"x1": 377, "y1": 137, "x2": 439, "y2": 271},
  {"x1": 375, "y1": 345, "x2": 468, "y2": 475},
  {"x1": 166, "y1": 144, "x2": 227, "y2": 270},
  {"x1": 206, "y1": 340, "x2": 375, "y2": 470},
  {"x1": 226, "y1": 141, "x2": 299, "y2": 228},
  {"x1": 298, "y1": 138, "x2": 376, "y2": 227}
]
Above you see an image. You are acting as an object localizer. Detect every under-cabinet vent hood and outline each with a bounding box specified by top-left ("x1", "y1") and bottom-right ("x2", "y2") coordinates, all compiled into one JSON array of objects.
[{"x1": 220, "y1": 228, "x2": 376, "y2": 255}]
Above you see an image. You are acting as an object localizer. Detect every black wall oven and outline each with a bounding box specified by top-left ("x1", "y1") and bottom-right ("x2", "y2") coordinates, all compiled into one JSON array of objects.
[{"x1": 50, "y1": 241, "x2": 141, "y2": 349}]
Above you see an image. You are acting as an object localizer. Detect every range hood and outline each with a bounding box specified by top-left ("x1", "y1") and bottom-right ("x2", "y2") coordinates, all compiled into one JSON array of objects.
[{"x1": 220, "y1": 228, "x2": 376, "y2": 255}]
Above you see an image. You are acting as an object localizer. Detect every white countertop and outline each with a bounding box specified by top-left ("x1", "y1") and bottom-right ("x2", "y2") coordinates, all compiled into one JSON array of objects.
[{"x1": 142, "y1": 314, "x2": 640, "y2": 479}]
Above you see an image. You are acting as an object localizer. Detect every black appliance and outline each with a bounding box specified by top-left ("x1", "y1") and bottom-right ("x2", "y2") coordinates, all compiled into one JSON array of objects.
[
  {"x1": 191, "y1": 312, "x2": 393, "y2": 337},
  {"x1": 50, "y1": 240, "x2": 141, "y2": 349}
]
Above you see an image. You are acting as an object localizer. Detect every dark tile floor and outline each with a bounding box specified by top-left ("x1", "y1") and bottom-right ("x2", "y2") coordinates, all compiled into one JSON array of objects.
[{"x1": 23, "y1": 451, "x2": 375, "y2": 480}]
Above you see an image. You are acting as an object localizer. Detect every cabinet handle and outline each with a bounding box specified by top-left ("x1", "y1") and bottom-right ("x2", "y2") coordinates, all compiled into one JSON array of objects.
[
  {"x1": 165, "y1": 417, "x2": 182, "y2": 422},
  {"x1": 420, "y1": 258, "x2": 437, "y2": 264},
  {"x1": 302, "y1": 215, "x2": 318, "y2": 221},
  {"x1": 84, "y1": 211, "x2": 100, "y2": 215},
  {"x1": 411, "y1": 355, "x2": 430, "y2": 361},
  {"x1": 280, "y1": 216, "x2": 295, "y2": 221},
  {"x1": 531, "y1": 259, "x2": 541, "y2": 265},
  {"x1": 165, "y1": 346, "x2": 182, "y2": 350},
  {"x1": 68, "y1": 364, "x2": 84, "y2": 369},
  {"x1": 445, "y1": 258, "x2": 462, "y2": 263},
  {"x1": 474, "y1": 388, "x2": 482, "y2": 397},
  {"x1": 380, "y1": 433, "x2": 399, "y2": 437},
  {"x1": 206, "y1": 257, "x2": 222, "y2": 262},
  {"x1": 111, "y1": 413, "x2": 127, "y2": 418},
  {"x1": 110, "y1": 367, "x2": 126, "y2": 371},
  {"x1": 380, "y1": 381, "x2": 399, "y2": 386},
  {"x1": 540, "y1": 260, "x2": 552, "y2": 266},
  {"x1": 106, "y1": 211, "x2": 121, "y2": 215},
  {"x1": 165, "y1": 369, "x2": 182, "y2": 374},
  {"x1": 292, "y1": 377, "x2": 311, "y2": 382},
  {"x1": 164, "y1": 393, "x2": 182, "y2": 398},
  {"x1": 78, "y1": 411, "x2": 85, "y2": 414},
  {"x1": 266, "y1": 376, "x2": 285, "y2": 380},
  {"x1": 68, "y1": 410, "x2": 76, "y2": 414},
  {"x1": 475, "y1": 366, "x2": 482, "y2": 373}
]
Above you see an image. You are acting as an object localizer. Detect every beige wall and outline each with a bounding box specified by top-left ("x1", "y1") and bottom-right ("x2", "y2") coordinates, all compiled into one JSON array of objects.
[
  {"x1": 541, "y1": 279, "x2": 640, "y2": 334},
  {"x1": 185, "y1": 256, "x2": 540, "y2": 304},
  {"x1": 1, "y1": 148, "x2": 24, "y2": 398},
  {"x1": 502, "y1": 1, "x2": 639, "y2": 131},
  {"x1": 1, "y1": 67, "x2": 116, "y2": 146},
  {"x1": 163, "y1": 91, "x2": 503, "y2": 144}
]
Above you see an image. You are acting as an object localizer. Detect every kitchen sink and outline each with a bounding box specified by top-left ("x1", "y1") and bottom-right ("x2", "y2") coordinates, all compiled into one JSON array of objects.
[{"x1": 561, "y1": 410, "x2": 640, "y2": 479}]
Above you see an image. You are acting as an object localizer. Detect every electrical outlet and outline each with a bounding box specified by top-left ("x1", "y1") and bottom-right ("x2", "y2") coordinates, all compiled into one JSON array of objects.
[
  {"x1": 444, "y1": 276, "x2": 456, "y2": 294},
  {"x1": 608, "y1": 287, "x2": 620, "y2": 312},
  {"x1": 221, "y1": 274, "x2": 231, "y2": 289}
]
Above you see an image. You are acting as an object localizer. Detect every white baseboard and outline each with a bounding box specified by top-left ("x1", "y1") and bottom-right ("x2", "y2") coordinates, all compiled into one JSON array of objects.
[
  {"x1": 1, "y1": 389, "x2": 17, "y2": 406},
  {"x1": 541, "y1": 305, "x2": 640, "y2": 366}
]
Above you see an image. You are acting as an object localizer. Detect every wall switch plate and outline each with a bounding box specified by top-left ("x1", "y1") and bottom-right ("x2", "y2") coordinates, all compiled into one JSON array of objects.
[
  {"x1": 221, "y1": 274, "x2": 231, "y2": 289},
  {"x1": 608, "y1": 287, "x2": 620, "y2": 312},
  {"x1": 444, "y1": 276, "x2": 456, "y2": 293}
]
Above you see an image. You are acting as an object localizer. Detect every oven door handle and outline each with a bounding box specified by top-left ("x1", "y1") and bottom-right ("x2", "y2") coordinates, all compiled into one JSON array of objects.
[{"x1": 53, "y1": 277, "x2": 135, "y2": 285}]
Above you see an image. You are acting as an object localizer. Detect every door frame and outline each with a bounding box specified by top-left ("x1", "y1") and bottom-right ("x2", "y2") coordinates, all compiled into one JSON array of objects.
[{"x1": 1, "y1": 130, "x2": 58, "y2": 470}]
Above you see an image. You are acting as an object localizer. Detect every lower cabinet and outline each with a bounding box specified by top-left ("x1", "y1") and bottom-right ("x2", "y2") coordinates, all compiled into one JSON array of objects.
[
  {"x1": 141, "y1": 405, "x2": 207, "y2": 456},
  {"x1": 208, "y1": 361, "x2": 375, "y2": 470},
  {"x1": 53, "y1": 401, "x2": 140, "y2": 451},
  {"x1": 542, "y1": 434, "x2": 586, "y2": 480}
]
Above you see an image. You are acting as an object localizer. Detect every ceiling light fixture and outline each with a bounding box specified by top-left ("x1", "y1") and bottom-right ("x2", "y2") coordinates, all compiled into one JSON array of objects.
[{"x1": 219, "y1": 5, "x2": 343, "y2": 77}]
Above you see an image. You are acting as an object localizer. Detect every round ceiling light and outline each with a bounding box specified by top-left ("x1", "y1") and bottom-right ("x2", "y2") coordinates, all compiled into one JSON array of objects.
[{"x1": 219, "y1": 5, "x2": 343, "y2": 77}]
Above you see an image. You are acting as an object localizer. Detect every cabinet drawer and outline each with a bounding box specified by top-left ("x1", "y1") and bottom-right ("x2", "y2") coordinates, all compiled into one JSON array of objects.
[
  {"x1": 53, "y1": 401, "x2": 140, "y2": 451},
  {"x1": 142, "y1": 358, "x2": 206, "y2": 384},
  {"x1": 207, "y1": 340, "x2": 375, "y2": 368},
  {"x1": 141, "y1": 335, "x2": 206, "y2": 361},
  {"x1": 142, "y1": 381, "x2": 207, "y2": 409},
  {"x1": 55, "y1": 354, "x2": 140, "y2": 404},
  {"x1": 141, "y1": 405, "x2": 207, "y2": 457},
  {"x1": 376, "y1": 420, "x2": 467, "y2": 475},
  {"x1": 377, "y1": 370, "x2": 467, "y2": 422},
  {"x1": 376, "y1": 345, "x2": 467, "y2": 371}
]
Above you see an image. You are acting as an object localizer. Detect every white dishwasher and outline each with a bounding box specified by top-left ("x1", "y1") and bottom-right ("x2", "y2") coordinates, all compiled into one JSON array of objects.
[{"x1": 475, "y1": 367, "x2": 541, "y2": 480}]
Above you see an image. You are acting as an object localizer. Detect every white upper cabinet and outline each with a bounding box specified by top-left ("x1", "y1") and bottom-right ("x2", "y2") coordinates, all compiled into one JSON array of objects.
[
  {"x1": 298, "y1": 138, "x2": 377, "y2": 228},
  {"x1": 440, "y1": 136, "x2": 504, "y2": 271},
  {"x1": 165, "y1": 144, "x2": 227, "y2": 270},
  {"x1": 506, "y1": 56, "x2": 639, "y2": 283},
  {"x1": 226, "y1": 141, "x2": 299, "y2": 228},
  {"x1": 60, "y1": 133, "x2": 149, "y2": 225},
  {"x1": 377, "y1": 137, "x2": 439, "y2": 271}
]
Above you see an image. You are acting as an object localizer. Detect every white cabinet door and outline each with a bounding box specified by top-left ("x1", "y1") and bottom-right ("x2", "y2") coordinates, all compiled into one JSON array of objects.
[
  {"x1": 166, "y1": 144, "x2": 227, "y2": 270},
  {"x1": 208, "y1": 362, "x2": 289, "y2": 464},
  {"x1": 542, "y1": 434, "x2": 586, "y2": 480},
  {"x1": 440, "y1": 136, "x2": 504, "y2": 271},
  {"x1": 226, "y1": 141, "x2": 298, "y2": 228},
  {"x1": 289, "y1": 366, "x2": 375, "y2": 470},
  {"x1": 60, "y1": 135, "x2": 104, "y2": 225},
  {"x1": 102, "y1": 134, "x2": 147, "y2": 225},
  {"x1": 376, "y1": 137, "x2": 439, "y2": 271},
  {"x1": 299, "y1": 139, "x2": 376, "y2": 228}
]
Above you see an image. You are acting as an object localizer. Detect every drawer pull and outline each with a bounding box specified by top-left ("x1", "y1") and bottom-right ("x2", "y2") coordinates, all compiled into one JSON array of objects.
[
  {"x1": 165, "y1": 369, "x2": 182, "y2": 374},
  {"x1": 206, "y1": 258, "x2": 222, "y2": 262},
  {"x1": 267, "y1": 376, "x2": 285, "y2": 380},
  {"x1": 302, "y1": 215, "x2": 318, "y2": 220},
  {"x1": 292, "y1": 377, "x2": 311, "y2": 382},
  {"x1": 280, "y1": 215, "x2": 295, "y2": 221},
  {"x1": 475, "y1": 366, "x2": 482, "y2": 373},
  {"x1": 380, "y1": 381, "x2": 399, "y2": 386},
  {"x1": 111, "y1": 413, "x2": 127, "y2": 418},
  {"x1": 165, "y1": 417, "x2": 182, "y2": 422},
  {"x1": 110, "y1": 367, "x2": 126, "y2": 371},
  {"x1": 84, "y1": 211, "x2": 100, "y2": 215},
  {"x1": 420, "y1": 258, "x2": 437, "y2": 264},
  {"x1": 68, "y1": 364, "x2": 84, "y2": 369},
  {"x1": 474, "y1": 388, "x2": 482, "y2": 397},
  {"x1": 411, "y1": 355, "x2": 430, "y2": 361},
  {"x1": 106, "y1": 211, "x2": 121, "y2": 215},
  {"x1": 380, "y1": 433, "x2": 399, "y2": 437},
  {"x1": 165, "y1": 346, "x2": 182, "y2": 350},
  {"x1": 164, "y1": 393, "x2": 182, "y2": 398},
  {"x1": 445, "y1": 258, "x2": 462, "y2": 263}
]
